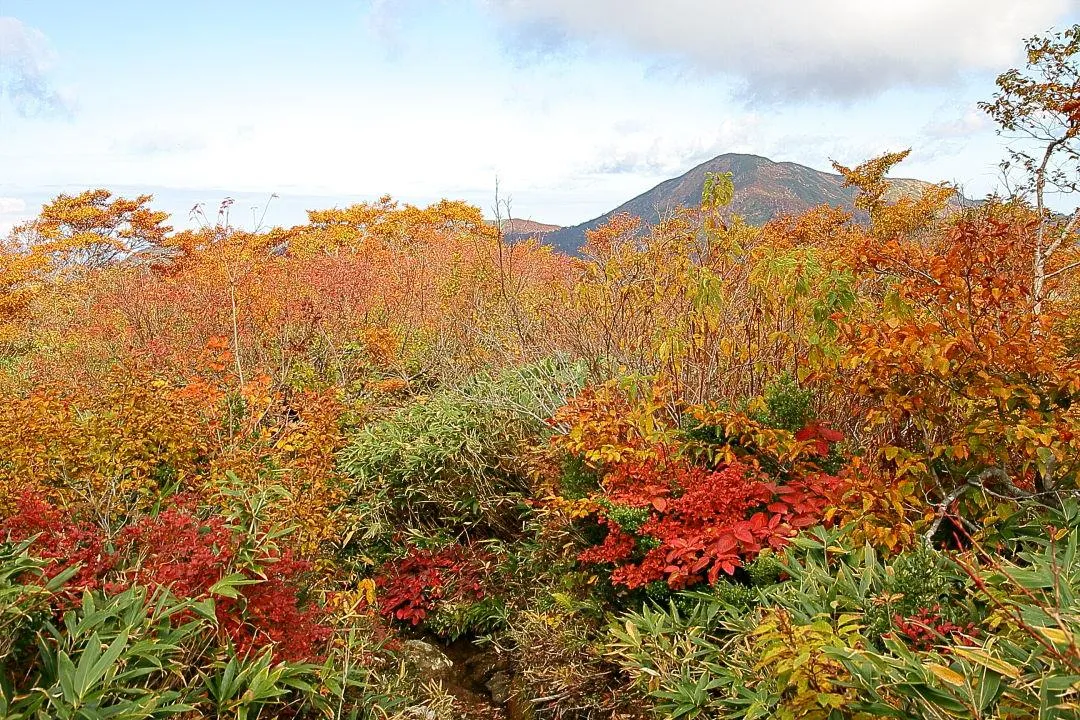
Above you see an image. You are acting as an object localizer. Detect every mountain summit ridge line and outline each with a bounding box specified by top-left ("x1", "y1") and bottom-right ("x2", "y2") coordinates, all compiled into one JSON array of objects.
[{"x1": 512, "y1": 152, "x2": 945, "y2": 253}]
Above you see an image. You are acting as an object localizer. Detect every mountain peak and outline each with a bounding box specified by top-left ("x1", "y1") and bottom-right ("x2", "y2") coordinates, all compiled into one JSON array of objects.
[{"x1": 543, "y1": 152, "x2": 936, "y2": 253}]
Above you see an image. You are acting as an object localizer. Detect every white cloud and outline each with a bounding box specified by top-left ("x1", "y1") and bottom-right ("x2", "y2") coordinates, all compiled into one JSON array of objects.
[
  {"x1": 490, "y1": 0, "x2": 1075, "y2": 100},
  {"x1": 583, "y1": 116, "x2": 763, "y2": 174},
  {"x1": 114, "y1": 130, "x2": 208, "y2": 157},
  {"x1": 0, "y1": 197, "x2": 27, "y2": 215},
  {"x1": 0, "y1": 16, "x2": 74, "y2": 116},
  {"x1": 924, "y1": 106, "x2": 991, "y2": 139},
  {"x1": 364, "y1": 0, "x2": 443, "y2": 55},
  {"x1": 0, "y1": 197, "x2": 29, "y2": 237}
]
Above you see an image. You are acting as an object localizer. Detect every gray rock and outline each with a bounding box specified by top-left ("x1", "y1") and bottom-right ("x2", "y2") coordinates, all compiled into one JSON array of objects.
[
  {"x1": 486, "y1": 670, "x2": 512, "y2": 705},
  {"x1": 400, "y1": 707, "x2": 439, "y2": 720},
  {"x1": 463, "y1": 647, "x2": 507, "y2": 686},
  {"x1": 401, "y1": 639, "x2": 454, "y2": 681}
]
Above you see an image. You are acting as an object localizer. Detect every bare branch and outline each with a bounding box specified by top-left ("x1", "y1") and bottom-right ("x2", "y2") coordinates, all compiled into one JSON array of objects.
[{"x1": 1044, "y1": 259, "x2": 1080, "y2": 282}]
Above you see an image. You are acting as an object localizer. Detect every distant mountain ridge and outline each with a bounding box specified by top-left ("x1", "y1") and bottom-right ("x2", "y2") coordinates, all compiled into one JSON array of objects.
[
  {"x1": 496, "y1": 219, "x2": 563, "y2": 243},
  {"x1": 530, "y1": 153, "x2": 947, "y2": 254}
]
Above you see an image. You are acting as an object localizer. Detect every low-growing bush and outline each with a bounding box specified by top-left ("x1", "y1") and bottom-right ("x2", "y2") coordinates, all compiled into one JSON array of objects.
[{"x1": 339, "y1": 358, "x2": 585, "y2": 548}]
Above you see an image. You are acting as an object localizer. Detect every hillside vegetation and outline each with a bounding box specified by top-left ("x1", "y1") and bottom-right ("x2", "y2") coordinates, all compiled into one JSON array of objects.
[{"x1": 2, "y1": 26, "x2": 1080, "y2": 720}]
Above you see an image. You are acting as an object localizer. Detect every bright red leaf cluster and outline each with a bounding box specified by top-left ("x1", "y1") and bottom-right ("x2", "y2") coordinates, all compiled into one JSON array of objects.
[
  {"x1": 578, "y1": 458, "x2": 842, "y2": 589},
  {"x1": 1, "y1": 493, "x2": 330, "y2": 663},
  {"x1": 890, "y1": 605, "x2": 981, "y2": 652},
  {"x1": 795, "y1": 421, "x2": 845, "y2": 457},
  {"x1": 375, "y1": 544, "x2": 490, "y2": 625},
  {"x1": 0, "y1": 493, "x2": 113, "y2": 600}
]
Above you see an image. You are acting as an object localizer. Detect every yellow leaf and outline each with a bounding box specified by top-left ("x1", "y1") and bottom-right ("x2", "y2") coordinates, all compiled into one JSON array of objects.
[
  {"x1": 1037, "y1": 627, "x2": 1075, "y2": 646},
  {"x1": 357, "y1": 578, "x2": 377, "y2": 605},
  {"x1": 951, "y1": 648, "x2": 1020, "y2": 679},
  {"x1": 929, "y1": 664, "x2": 967, "y2": 686}
]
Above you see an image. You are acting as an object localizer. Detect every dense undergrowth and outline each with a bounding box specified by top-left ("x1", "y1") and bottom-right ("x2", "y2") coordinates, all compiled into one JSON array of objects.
[{"x1": 3, "y1": 26, "x2": 1080, "y2": 720}]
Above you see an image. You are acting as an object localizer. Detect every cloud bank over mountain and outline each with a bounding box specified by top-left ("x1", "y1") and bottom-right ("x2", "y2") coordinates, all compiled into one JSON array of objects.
[{"x1": 491, "y1": 0, "x2": 1076, "y2": 100}]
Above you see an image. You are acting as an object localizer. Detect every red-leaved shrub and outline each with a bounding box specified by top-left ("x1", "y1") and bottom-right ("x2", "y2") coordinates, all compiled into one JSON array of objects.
[
  {"x1": 1, "y1": 493, "x2": 330, "y2": 662},
  {"x1": 578, "y1": 461, "x2": 840, "y2": 589},
  {"x1": 375, "y1": 544, "x2": 489, "y2": 625},
  {"x1": 891, "y1": 605, "x2": 981, "y2": 652},
  {"x1": 0, "y1": 493, "x2": 113, "y2": 600}
]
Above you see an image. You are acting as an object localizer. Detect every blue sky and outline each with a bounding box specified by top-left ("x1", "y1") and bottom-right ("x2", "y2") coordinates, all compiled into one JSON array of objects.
[{"x1": 2, "y1": 0, "x2": 1079, "y2": 234}]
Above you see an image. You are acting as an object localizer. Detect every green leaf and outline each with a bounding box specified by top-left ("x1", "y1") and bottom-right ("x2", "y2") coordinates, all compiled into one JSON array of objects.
[
  {"x1": 87, "y1": 631, "x2": 129, "y2": 691},
  {"x1": 57, "y1": 650, "x2": 77, "y2": 704},
  {"x1": 978, "y1": 670, "x2": 1002, "y2": 712},
  {"x1": 208, "y1": 574, "x2": 261, "y2": 599}
]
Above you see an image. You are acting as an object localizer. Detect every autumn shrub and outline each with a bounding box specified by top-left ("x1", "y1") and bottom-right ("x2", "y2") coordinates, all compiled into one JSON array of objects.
[
  {"x1": 576, "y1": 458, "x2": 840, "y2": 589},
  {"x1": 751, "y1": 609, "x2": 871, "y2": 720},
  {"x1": 205, "y1": 381, "x2": 352, "y2": 560},
  {"x1": 339, "y1": 358, "x2": 585, "y2": 550},
  {"x1": 84, "y1": 196, "x2": 569, "y2": 395},
  {"x1": 548, "y1": 378, "x2": 847, "y2": 596},
  {"x1": 826, "y1": 460, "x2": 926, "y2": 552},
  {"x1": 0, "y1": 343, "x2": 356, "y2": 565},
  {"x1": 547, "y1": 195, "x2": 854, "y2": 409},
  {"x1": 840, "y1": 203, "x2": 1080, "y2": 531},
  {"x1": 1, "y1": 491, "x2": 331, "y2": 664},
  {"x1": 546, "y1": 379, "x2": 675, "y2": 467},
  {"x1": 0, "y1": 369, "x2": 210, "y2": 525},
  {"x1": 374, "y1": 543, "x2": 492, "y2": 628}
]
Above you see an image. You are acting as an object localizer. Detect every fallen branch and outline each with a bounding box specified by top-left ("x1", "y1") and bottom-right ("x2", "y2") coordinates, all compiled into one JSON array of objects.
[
  {"x1": 924, "y1": 468, "x2": 1034, "y2": 545},
  {"x1": 925, "y1": 481, "x2": 978, "y2": 545}
]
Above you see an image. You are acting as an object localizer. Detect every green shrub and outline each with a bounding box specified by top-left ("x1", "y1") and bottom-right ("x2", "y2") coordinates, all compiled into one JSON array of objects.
[
  {"x1": 559, "y1": 455, "x2": 600, "y2": 500},
  {"x1": 713, "y1": 580, "x2": 758, "y2": 609},
  {"x1": 426, "y1": 596, "x2": 509, "y2": 642},
  {"x1": 746, "y1": 549, "x2": 784, "y2": 587},
  {"x1": 339, "y1": 358, "x2": 586, "y2": 547},
  {"x1": 1, "y1": 586, "x2": 205, "y2": 720},
  {"x1": 0, "y1": 541, "x2": 78, "y2": 674},
  {"x1": 600, "y1": 500, "x2": 651, "y2": 534},
  {"x1": 761, "y1": 372, "x2": 814, "y2": 432},
  {"x1": 607, "y1": 594, "x2": 760, "y2": 719},
  {"x1": 863, "y1": 544, "x2": 960, "y2": 641}
]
